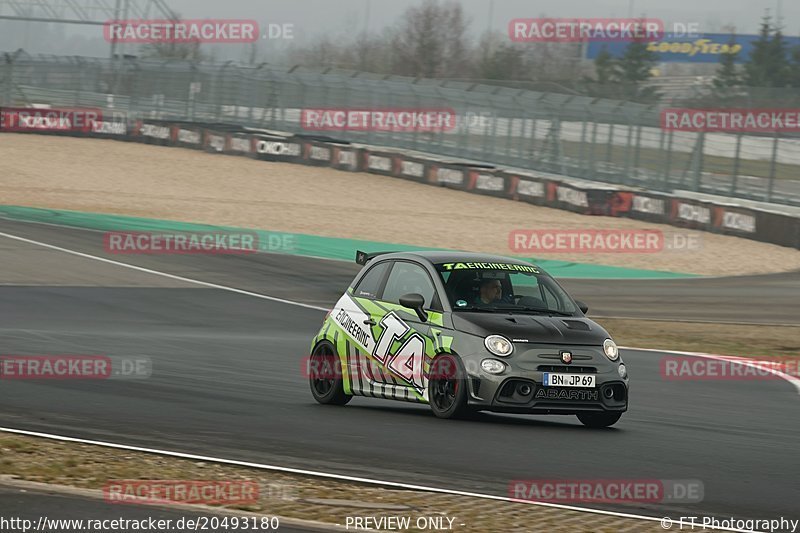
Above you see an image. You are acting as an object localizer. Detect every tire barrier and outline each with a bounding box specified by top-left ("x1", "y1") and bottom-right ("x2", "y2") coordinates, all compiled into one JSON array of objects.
[{"x1": 2, "y1": 107, "x2": 798, "y2": 250}]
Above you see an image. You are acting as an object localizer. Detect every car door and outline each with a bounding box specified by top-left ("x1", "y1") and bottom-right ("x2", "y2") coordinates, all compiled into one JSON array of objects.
[
  {"x1": 371, "y1": 261, "x2": 441, "y2": 398},
  {"x1": 342, "y1": 260, "x2": 393, "y2": 393}
]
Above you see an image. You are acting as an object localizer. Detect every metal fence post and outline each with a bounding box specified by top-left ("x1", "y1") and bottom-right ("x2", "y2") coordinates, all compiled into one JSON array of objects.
[
  {"x1": 578, "y1": 107, "x2": 588, "y2": 178},
  {"x1": 74, "y1": 57, "x2": 83, "y2": 106},
  {"x1": 632, "y1": 110, "x2": 644, "y2": 179},
  {"x1": 767, "y1": 133, "x2": 779, "y2": 202},
  {"x1": 730, "y1": 133, "x2": 742, "y2": 197},
  {"x1": 2, "y1": 52, "x2": 15, "y2": 106},
  {"x1": 691, "y1": 132, "x2": 705, "y2": 192},
  {"x1": 487, "y1": 93, "x2": 499, "y2": 160},
  {"x1": 605, "y1": 122, "x2": 615, "y2": 167},
  {"x1": 663, "y1": 130, "x2": 673, "y2": 191},
  {"x1": 589, "y1": 119, "x2": 598, "y2": 180}
]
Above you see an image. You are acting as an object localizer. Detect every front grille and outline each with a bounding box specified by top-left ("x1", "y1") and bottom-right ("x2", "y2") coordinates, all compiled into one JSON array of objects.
[{"x1": 537, "y1": 365, "x2": 597, "y2": 373}]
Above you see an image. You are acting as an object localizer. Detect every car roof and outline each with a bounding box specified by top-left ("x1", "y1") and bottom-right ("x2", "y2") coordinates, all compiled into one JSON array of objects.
[{"x1": 373, "y1": 250, "x2": 540, "y2": 268}]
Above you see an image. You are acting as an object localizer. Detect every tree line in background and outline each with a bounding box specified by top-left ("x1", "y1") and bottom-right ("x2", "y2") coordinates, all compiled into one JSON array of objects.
[
  {"x1": 141, "y1": 0, "x2": 584, "y2": 88},
  {"x1": 141, "y1": 1, "x2": 800, "y2": 105},
  {"x1": 547, "y1": 13, "x2": 800, "y2": 104},
  {"x1": 709, "y1": 15, "x2": 800, "y2": 105},
  {"x1": 279, "y1": 0, "x2": 584, "y2": 83}
]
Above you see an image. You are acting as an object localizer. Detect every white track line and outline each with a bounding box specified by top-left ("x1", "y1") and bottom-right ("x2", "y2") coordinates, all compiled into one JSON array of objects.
[
  {"x1": 0, "y1": 215, "x2": 356, "y2": 265},
  {"x1": 0, "y1": 229, "x2": 784, "y2": 531},
  {"x1": 0, "y1": 231, "x2": 328, "y2": 312},
  {"x1": 0, "y1": 427, "x2": 756, "y2": 532},
  {"x1": 597, "y1": 315, "x2": 800, "y2": 328},
  {"x1": 0, "y1": 214, "x2": 714, "y2": 279}
]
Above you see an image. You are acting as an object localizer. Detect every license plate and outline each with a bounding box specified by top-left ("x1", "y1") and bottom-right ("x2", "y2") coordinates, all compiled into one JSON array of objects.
[{"x1": 543, "y1": 373, "x2": 596, "y2": 388}]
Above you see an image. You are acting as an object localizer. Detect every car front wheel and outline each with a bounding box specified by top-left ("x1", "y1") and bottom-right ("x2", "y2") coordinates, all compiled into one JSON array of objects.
[
  {"x1": 428, "y1": 354, "x2": 470, "y2": 419},
  {"x1": 309, "y1": 341, "x2": 352, "y2": 406},
  {"x1": 576, "y1": 412, "x2": 622, "y2": 428}
]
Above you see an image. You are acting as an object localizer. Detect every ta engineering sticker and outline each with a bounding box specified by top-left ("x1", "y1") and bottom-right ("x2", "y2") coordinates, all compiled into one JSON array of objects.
[
  {"x1": 332, "y1": 295, "x2": 376, "y2": 354},
  {"x1": 332, "y1": 294, "x2": 427, "y2": 394}
]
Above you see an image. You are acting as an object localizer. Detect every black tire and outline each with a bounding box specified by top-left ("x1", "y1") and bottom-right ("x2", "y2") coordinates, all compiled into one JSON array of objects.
[
  {"x1": 577, "y1": 412, "x2": 622, "y2": 428},
  {"x1": 427, "y1": 354, "x2": 470, "y2": 419},
  {"x1": 308, "y1": 341, "x2": 352, "y2": 406}
]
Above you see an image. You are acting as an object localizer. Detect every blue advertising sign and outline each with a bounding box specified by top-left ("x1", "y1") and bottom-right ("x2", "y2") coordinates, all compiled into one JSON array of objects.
[{"x1": 586, "y1": 33, "x2": 800, "y2": 63}]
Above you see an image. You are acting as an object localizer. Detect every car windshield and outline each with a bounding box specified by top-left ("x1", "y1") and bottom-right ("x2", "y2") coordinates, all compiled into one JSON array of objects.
[{"x1": 435, "y1": 262, "x2": 577, "y2": 315}]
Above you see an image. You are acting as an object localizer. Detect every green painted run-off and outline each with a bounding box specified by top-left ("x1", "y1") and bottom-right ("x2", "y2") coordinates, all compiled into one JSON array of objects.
[{"x1": 0, "y1": 205, "x2": 697, "y2": 279}]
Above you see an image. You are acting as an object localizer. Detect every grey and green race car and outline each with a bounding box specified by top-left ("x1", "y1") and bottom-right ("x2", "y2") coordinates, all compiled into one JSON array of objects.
[{"x1": 308, "y1": 251, "x2": 629, "y2": 428}]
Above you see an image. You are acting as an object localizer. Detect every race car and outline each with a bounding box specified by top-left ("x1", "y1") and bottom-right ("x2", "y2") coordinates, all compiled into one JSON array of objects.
[{"x1": 308, "y1": 251, "x2": 628, "y2": 428}]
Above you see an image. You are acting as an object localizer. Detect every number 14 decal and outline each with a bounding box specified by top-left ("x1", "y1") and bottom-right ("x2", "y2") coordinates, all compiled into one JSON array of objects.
[{"x1": 373, "y1": 312, "x2": 425, "y2": 392}]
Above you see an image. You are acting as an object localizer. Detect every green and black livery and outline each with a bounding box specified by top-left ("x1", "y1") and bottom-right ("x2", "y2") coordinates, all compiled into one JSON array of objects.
[{"x1": 309, "y1": 251, "x2": 629, "y2": 427}]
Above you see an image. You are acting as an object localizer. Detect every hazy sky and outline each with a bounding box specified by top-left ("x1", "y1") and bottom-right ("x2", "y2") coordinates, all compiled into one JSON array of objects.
[
  {"x1": 1, "y1": 0, "x2": 797, "y2": 58},
  {"x1": 161, "y1": 0, "x2": 796, "y2": 36}
]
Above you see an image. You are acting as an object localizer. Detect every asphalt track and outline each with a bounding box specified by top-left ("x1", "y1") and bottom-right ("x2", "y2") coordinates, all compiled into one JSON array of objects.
[{"x1": 1, "y1": 218, "x2": 799, "y2": 527}]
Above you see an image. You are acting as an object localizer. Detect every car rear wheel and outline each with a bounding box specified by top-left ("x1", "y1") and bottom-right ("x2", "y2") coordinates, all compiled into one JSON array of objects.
[
  {"x1": 428, "y1": 354, "x2": 470, "y2": 419},
  {"x1": 309, "y1": 342, "x2": 352, "y2": 406},
  {"x1": 576, "y1": 412, "x2": 622, "y2": 428}
]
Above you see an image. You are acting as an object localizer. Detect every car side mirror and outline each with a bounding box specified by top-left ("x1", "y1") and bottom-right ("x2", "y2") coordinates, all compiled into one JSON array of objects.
[
  {"x1": 400, "y1": 293, "x2": 428, "y2": 322},
  {"x1": 575, "y1": 300, "x2": 589, "y2": 314}
]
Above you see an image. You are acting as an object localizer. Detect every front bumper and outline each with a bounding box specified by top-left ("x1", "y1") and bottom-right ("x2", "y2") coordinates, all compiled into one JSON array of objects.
[{"x1": 463, "y1": 345, "x2": 629, "y2": 414}]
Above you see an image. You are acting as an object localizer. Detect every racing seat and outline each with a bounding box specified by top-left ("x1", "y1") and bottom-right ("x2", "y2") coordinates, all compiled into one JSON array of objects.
[{"x1": 447, "y1": 273, "x2": 481, "y2": 305}]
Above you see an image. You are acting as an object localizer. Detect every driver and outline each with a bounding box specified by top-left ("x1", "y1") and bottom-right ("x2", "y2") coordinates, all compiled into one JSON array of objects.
[{"x1": 475, "y1": 278, "x2": 507, "y2": 306}]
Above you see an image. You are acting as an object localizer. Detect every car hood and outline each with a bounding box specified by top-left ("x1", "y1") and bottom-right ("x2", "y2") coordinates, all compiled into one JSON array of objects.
[{"x1": 451, "y1": 312, "x2": 609, "y2": 345}]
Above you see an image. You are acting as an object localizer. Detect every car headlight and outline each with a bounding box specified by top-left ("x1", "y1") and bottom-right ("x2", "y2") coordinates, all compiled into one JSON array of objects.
[
  {"x1": 481, "y1": 359, "x2": 506, "y2": 374},
  {"x1": 485, "y1": 335, "x2": 513, "y2": 357},
  {"x1": 603, "y1": 338, "x2": 619, "y2": 361},
  {"x1": 618, "y1": 364, "x2": 627, "y2": 379}
]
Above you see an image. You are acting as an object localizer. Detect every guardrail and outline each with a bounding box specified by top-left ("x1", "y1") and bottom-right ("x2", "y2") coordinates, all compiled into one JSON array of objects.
[{"x1": 2, "y1": 107, "x2": 797, "y2": 250}]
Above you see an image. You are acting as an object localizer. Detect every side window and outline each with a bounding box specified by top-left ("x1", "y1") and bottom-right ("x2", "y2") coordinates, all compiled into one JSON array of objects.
[
  {"x1": 541, "y1": 281, "x2": 568, "y2": 311},
  {"x1": 510, "y1": 275, "x2": 545, "y2": 307},
  {"x1": 353, "y1": 262, "x2": 390, "y2": 299},
  {"x1": 509, "y1": 274, "x2": 540, "y2": 298},
  {"x1": 541, "y1": 283, "x2": 558, "y2": 309},
  {"x1": 382, "y1": 262, "x2": 438, "y2": 310}
]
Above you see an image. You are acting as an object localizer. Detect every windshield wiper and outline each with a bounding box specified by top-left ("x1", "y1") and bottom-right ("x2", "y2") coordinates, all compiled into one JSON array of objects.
[
  {"x1": 453, "y1": 305, "x2": 496, "y2": 312},
  {"x1": 532, "y1": 308, "x2": 575, "y2": 317}
]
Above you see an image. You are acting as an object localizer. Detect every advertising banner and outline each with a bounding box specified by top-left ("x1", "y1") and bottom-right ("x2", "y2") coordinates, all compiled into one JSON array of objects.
[{"x1": 586, "y1": 33, "x2": 800, "y2": 63}]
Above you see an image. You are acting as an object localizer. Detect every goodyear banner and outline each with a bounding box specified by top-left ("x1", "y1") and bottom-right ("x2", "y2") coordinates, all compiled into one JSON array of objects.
[{"x1": 586, "y1": 33, "x2": 800, "y2": 63}]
